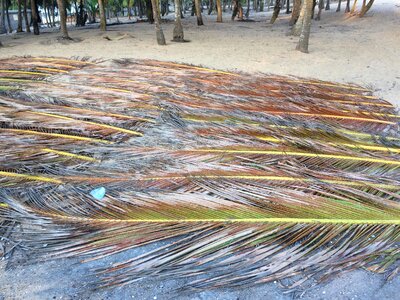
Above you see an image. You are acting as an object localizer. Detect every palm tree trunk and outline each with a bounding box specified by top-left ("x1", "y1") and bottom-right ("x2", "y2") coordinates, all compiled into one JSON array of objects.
[
  {"x1": 345, "y1": 0, "x2": 350, "y2": 12},
  {"x1": 43, "y1": 0, "x2": 50, "y2": 27},
  {"x1": 208, "y1": 0, "x2": 213, "y2": 14},
  {"x1": 232, "y1": 0, "x2": 243, "y2": 20},
  {"x1": 98, "y1": 0, "x2": 107, "y2": 30},
  {"x1": 23, "y1": 0, "x2": 30, "y2": 32},
  {"x1": 147, "y1": 0, "x2": 154, "y2": 23},
  {"x1": 296, "y1": 0, "x2": 312, "y2": 53},
  {"x1": 151, "y1": 0, "x2": 166, "y2": 44},
  {"x1": 173, "y1": 0, "x2": 184, "y2": 41},
  {"x1": 195, "y1": 0, "x2": 204, "y2": 25},
  {"x1": 216, "y1": 0, "x2": 222, "y2": 22},
  {"x1": 270, "y1": 0, "x2": 281, "y2": 24},
  {"x1": 0, "y1": 0, "x2": 6, "y2": 34},
  {"x1": 30, "y1": 0, "x2": 40, "y2": 35},
  {"x1": 359, "y1": 0, "x2": 374, "y2": 16},
  {"x1": 291, "y1": 0, "x2": 304, "y2": 35},
  {"x1": 315, "y1": 0, "x2": 323, "y2": 20},
  {"x1": 56, "y1": 0, "x2": 71, "y2": 39},
  {"x1": 5, "y1": 0, "x2": 12, "y2": 33},
  {"x1": 336, "y1": 0, "x2": 342, "y2": 12},
  {"x1": 51, "y1": 0, "x2": 55, "y2": 26},
  {"x1": 17, "y1": 0, "x2": 23, "y2": 32},
  {"x1": 325, "y1": 0, "x2": 330, "y2": 10},
  {"x1": 350, "y1": 0, "x2": 358, "y2": 14},
  {"x1": 289, "y1": 0, "x2": 301, "y2": 25},
  {"x1": 311, "y1": 0, "x2": 316, "y2": 18},
  {"x1": 128, "y1": 0, "x2": 132, "y2": 19},
  {"x1": 245, "y1": 0, "x2": 250, "y2": 18},
  {"x1": 47, "y1": 7, "x2": 52, "y2": 27}
]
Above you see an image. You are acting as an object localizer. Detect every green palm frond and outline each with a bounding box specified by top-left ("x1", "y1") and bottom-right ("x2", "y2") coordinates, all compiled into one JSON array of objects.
[{"x1": 0, "y1": 57, "x2": 399, "y2": 292}]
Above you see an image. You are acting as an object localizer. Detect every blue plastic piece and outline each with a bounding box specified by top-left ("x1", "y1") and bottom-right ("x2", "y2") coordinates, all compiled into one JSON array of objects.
[{"x1": 90, "y1": 187, "x2": 106, "y2": 200}]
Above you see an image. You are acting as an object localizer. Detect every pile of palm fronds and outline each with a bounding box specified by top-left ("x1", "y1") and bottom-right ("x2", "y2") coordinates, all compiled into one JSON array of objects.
[{"x1": 0, "y1": 57, "x2": 399, "y2": 291}]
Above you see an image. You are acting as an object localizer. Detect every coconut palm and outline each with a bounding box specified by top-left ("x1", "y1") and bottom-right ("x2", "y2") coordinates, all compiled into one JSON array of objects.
[
  {"x1": 56, "y1": 0, "x2": 71, "y2": 39},
  {"x1": 173, "y1": 0, "x2": 185, "y2": 41}
]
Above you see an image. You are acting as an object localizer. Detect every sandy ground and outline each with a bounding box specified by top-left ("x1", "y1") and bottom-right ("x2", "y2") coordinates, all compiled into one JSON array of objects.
[
  {"x1": 0, "y1": 1, "x2": 400, "y2": 104},
  {"x1": 0, "y1": 2, "x2": 400, "y2": 300}
]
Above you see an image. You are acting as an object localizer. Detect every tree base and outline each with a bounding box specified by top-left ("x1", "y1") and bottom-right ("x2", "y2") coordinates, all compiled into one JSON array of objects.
[
  {"x1": 296, "y1": 44, "x2": 309, "y2": 53},
  {"x1": 156, "y1": 30, "x2": 166, "y2": 45},
  {"x1": 171, "y1": 38, "x2": 190, "y2": 43},
  {"x1": 57, "y1": 36, "x2": 74, "y2": 41}
]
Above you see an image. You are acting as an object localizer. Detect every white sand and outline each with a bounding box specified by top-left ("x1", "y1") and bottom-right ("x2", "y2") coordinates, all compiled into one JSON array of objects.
[{"x1": 0, "y1": 2, "x2": 399, "y2": 105}]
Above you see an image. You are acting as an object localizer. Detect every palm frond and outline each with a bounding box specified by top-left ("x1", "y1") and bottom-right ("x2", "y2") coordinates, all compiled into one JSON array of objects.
[{"x1": 0, "y1": 57, "x2": 399, "y2": 292}]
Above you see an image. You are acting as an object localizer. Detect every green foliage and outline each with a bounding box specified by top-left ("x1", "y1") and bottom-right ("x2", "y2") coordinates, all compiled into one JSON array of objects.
[{"x1": 86, "y1": 0, "x2": 99, "y2": 15}]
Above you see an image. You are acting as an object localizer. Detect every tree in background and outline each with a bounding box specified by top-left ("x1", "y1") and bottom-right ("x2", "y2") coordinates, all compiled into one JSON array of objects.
[
  {"x1": 0, "y1": 0, "x2": 380, "y2": 51},
  {"x1": 23, "y1": 0, "x2": 30, "y2": 32},
  {"x1": 17, "y1": 0, "x2": 23, "y2": 32},
  {"x1": 296, "y1": 0, "x2": 313, "y2": 52},
  {"x1": 173, "y1": 0, "x2": 184, "y2": 41},
  {"x1": 98, "y1": 0, "x2": 107, "y2": 30},
  {"x1": 31, "y1": 0, "x2": 40, "y2": 34},
  {"x1": 86, "y1": 0, "x2": 98, "y2": 23},
  {"x1": 56, "y1": 0, "x2": 71, "y2": 38},
  {"x1": 194, "y1": 0, "x2": 203, "y2": 25},
  {"x1": 216, "y1": 0, "x2": 222, "y2": 22},
  {"x1": 151, "y1": 0, "x2": 166, "y2": 44},
  {"x1": 0, "y1": 0, "x2": 6, "y2": 34}
]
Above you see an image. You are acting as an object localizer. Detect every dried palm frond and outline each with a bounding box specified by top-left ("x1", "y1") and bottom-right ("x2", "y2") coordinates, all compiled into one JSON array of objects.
[{"x1": 0, "y1": 57, "x2": 399, "y2": 292}]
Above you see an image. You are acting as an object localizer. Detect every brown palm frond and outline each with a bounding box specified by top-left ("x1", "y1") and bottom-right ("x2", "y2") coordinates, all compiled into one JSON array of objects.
[{"x1": 0, "y1": 57, "x2": 399, "y2": 292}]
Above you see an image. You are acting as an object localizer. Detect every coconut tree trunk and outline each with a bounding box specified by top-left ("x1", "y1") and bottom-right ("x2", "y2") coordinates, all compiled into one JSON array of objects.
[
  {"x1": 286, "y1": 0, "x2": 290, "y2": 14},
  {"x1": 195, "y1": 0, "x2": 204, "y2": 25},
  {"x1": 232, "y1": 0, "x2": 243, "y2": 19},
  {"x1": 311, "y1": 0, "x2": 316, "y2": 18},
  {"x1": 128, "y1": 0, "x2": 132, "y2": 19},
  {"x1": 350, "y1": 0, "x2": 357, "y2": 13},
  {"x1": 208, "y1": 0, "x2": 213, "y2": 14},
  {"x1": 270, "y1": 0, "x2": 281, "y2": 24},
  {"x1": 5, "y1": 0, "x2": 12, "y2": 33},
  {"x1": 336, "y1": 0, "x2": 342, "y2": 11},
  {"x1": 17, "y1": 0, "x2": 23, "y2": 32},
  {"x1": 43, "y1": 0, "x2": 50, "y2": 27},
  {"x1": 359, "y1": 0, "x2": 373, "y2": 16},
  {"x1": 360, "y1": 0, "x2": 366, "y2": 12},
  {"x1": 325, "y1": 0, "x2": 330, "y2": 9},
  {"x1": 289, "y1": 0, "x2": 301, "y2": 25},
  {"x1": 216, "y1": 0, "x2": 222, "y2": 21},
  {"x1": 98, "y1": 0, "x2": 107, "y2": 30},
  {"x1": 232, "y1": 0, "x2": 237, "y2": 18},
  {"x1": 47, "y1": 6, "x2": 53, "y2": 27},
  {"x1": 0, "y1": 0, "x2": 6, "y2": 34},
  {"x1": 296, "y1": 0, "x2": 312, "y2": 53},
  {"x1": 345, "y1": 0, "x2": 350, "y2": 12},
  {"x1": 291, "y1": 0, "x2": 304, "y2": 35},
  {"x1": 315, "y1": 0, "x2": 323, "y2": 20},
  {"x1": 173, "y1": 0, "x2": 184, "y2": 41},
  {"x1": 245, "y1": 0, "x2": 250, "y2": 18},
  {"x1": 51, "y1": 0, "x2": 55, "y2": 26},
  {"x1": 151, "y1": 0, "x2": 166, "y2": 44},
  {"x1": 31, "y1": 0, "x2": 40, "y2": 35},
  {"x1": 23, "y1": 0, "x2": 30, "y2": 32},
  {"x1": 147, "y1": 0, "x2": 155, "y2": 22},
  {"x1": 56, "y1": 0, "x2": 71, "y2": 39}
]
